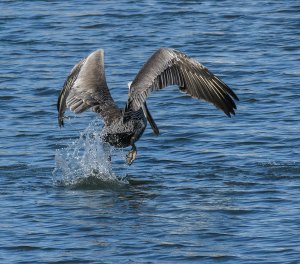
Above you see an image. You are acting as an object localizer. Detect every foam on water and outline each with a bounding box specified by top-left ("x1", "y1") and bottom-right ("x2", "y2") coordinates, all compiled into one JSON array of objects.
[{"x1": 52, "y1": 119, "x2": 128, "y2": 188}]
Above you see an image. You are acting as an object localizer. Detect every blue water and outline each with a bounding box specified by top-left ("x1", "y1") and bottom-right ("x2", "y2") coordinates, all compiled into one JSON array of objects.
[{"x1": 1, "y1": 0, "x2": 300, "y2": 263}]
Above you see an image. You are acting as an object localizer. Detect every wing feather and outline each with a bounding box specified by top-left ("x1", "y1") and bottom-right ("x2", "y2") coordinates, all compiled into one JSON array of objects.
[
  {"x1": 57, "y1": 49, "x2": 119, "y2": 127},
  {"x1": 126, "y1": 48, "x2": 238, "y2": 117}
]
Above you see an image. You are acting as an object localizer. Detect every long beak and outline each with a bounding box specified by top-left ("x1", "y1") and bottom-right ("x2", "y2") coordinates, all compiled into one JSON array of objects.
[{"x1": 142, "y1": 102, "x2": 159, "y2": 135}]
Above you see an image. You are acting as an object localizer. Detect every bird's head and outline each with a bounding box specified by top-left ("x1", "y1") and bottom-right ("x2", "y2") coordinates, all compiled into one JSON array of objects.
[{"x1": 127, "y1": 81, "x2": 133, "y2": 95}]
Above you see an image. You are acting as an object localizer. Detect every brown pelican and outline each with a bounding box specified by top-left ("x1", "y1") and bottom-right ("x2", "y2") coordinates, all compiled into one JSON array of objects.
[{"x1": 57, "y1": 48, "x2": 238, "y2": 165}]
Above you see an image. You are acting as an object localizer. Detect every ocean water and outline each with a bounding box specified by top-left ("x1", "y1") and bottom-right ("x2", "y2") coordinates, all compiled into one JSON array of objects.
[{"x1": 1, "y1": 0, "x2": 300, "y2": 263}]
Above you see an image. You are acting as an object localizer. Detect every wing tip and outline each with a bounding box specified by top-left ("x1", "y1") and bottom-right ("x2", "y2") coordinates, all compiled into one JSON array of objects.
[
  {"x1": 94, "y1": 48, "x2": 104, "y2": 56},
  {"x1": 58, "y1": 117, "x2": 64, "y2": 128},
  {"x1": 230, "y1": 90, "x2": 239, "y2": 101},
  {"x1": 226, "y1": 108, "x2": 236, "y2": 118}
]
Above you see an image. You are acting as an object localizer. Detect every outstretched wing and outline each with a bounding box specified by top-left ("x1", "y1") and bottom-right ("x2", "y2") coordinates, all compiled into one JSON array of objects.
[
  {"x1": 125, "y1": 48, "x2": 239, "y2": 117},
  {"x1": 57, "y1": 49, "x2": 119, "y2": 127}
]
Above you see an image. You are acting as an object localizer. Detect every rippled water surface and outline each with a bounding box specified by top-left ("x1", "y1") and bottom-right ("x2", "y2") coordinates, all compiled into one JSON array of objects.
[{"x1": 1, "y1": 0, "x2": 300, "y2": 263}]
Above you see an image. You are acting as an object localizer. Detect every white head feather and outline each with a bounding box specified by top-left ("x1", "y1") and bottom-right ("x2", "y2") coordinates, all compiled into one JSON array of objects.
[{"x1": 127, "y1": 81, "x2": 133, "y2": 90}]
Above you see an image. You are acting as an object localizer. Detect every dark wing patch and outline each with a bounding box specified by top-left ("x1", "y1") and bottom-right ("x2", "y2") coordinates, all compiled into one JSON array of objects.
[{"x1": 57, "y1": 58, "x2": 86, "y2": 127}]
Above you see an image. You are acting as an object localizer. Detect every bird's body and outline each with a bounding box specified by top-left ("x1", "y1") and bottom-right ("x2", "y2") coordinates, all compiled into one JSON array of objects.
[
  {"x1": 57, "y1": 48, "x2": 238, "y2": 165},
  {"x1": 101, "y1": 108, "x2": 146, "y2": 148}
]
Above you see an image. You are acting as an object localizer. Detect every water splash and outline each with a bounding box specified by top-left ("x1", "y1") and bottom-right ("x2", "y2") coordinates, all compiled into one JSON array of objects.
[{"x1": 53, "y1": 119, "x2": 128, "y2": 188}]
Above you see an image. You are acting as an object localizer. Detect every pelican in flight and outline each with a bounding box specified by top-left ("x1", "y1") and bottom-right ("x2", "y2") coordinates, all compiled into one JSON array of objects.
[{"x1": 57, "y1": 48, "x2": 238, "y2": 165}]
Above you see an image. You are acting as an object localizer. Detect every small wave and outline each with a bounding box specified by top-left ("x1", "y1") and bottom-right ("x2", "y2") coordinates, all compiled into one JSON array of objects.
[{"x1": 52, "y1": 120, "x2": 128, "y2": 188}]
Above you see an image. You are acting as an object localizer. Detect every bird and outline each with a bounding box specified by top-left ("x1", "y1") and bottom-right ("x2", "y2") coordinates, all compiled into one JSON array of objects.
[{"x1": 57, "y1": 48, "x2": 238, "y2": 165}]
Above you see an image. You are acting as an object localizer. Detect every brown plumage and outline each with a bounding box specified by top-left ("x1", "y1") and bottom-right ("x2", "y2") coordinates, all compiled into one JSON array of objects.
[{"x1": 57, "y1": 48, "x2": 239, "y2": 165}]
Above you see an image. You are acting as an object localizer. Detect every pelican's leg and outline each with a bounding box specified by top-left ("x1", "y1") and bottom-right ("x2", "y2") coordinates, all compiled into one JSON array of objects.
[
  {"x1": 126, "y1": 144, "x2": 137, "y2": 165},
  {"x1": 126, "y1": 118, "x2": 145, "y2": 165}
]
